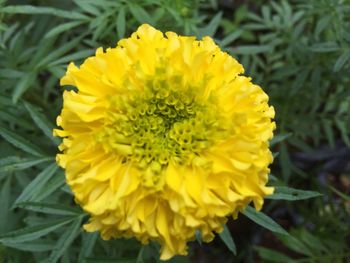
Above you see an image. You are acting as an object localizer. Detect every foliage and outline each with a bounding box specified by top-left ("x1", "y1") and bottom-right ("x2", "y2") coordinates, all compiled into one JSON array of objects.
[{"x1": 0, "y1": 0, "x2": 349, "y2": 262}]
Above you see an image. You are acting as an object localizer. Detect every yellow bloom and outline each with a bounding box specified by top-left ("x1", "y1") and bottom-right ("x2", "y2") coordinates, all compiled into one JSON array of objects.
[{"x1": 54, "y1": 24, "x2": 275, "y2": 260}]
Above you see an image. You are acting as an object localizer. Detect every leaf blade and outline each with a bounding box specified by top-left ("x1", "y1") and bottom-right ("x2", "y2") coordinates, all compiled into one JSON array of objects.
[
  {"x1": 12, "y1": 72, "x2": 36, "y2": 103},
  {"x1": 0, "y1": 126, "x2": 46, "y2": 157},
  {"x1": 242, "y1": 206, "x2": 288, "y2": 235},
  {"x1": 255, "y1": 246, "x2": 293, "y2": 262},
  {"x1": 48, "y1": 217, "x2": 83, "y2": 263},
  {"x1": 230, "y1": 45, "x2": 272, "y2": 55},
  {"x1": 0, "y1": 156, "x2": 53, "y2": 174},
  {"x1": 44, "y1": 21, "x2": 84, "y2": 39},
  {"x1": 218, "y1": 224, "x2": 236, "y2": 255},
  {"x1": 128, "y1": 3, "x2": 154, "y2": 24},
  {"x1": 269, "y1": 133, "x2": 292, "y2": 146},
  {"x1": 333, "y1": 51, "x2": 350, "y2": 72},
  {"x1": 197, "y1": 12, "x2": 222, "y2": 38},
  {"x1": 3, "y1": 240, "x2": 55, "y2": 252},
  {"x1": 32, "y1": 171, "x2": 66, "y2": 202},
  {"x1": 267, "y1": 186, "x2": 322, "y2": 201},
  {"x1": 117, "y1": 7, "x2": 126, "y2": 39},
  {"x1": 24, "y1": 102, "x2": 60, "y2": 145},
  {"x1": 14, "y1": 163, "x2": 59, "y2": 206},
  {"x1": 1, "y1": 5, "x2": 88, "y2": 20},
  {"x1": 78, "y1": 233, "x2": 98, "y2": 263},
  {"x1": 17, "y1": 202, "x2": 83, "y2": 216},
  {"x1": 0, "y1": 218, "x2": 74, "y2": 244}
]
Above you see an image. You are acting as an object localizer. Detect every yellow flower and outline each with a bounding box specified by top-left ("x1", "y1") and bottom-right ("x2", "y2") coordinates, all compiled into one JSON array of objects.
[{"x1": 54, "y1": 24, "x2": 275, "y2": 260}]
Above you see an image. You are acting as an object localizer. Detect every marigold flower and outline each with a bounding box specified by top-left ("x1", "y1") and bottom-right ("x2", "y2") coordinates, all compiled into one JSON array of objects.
[{"x1": 54, "y1": 24, "x2": 275, "y2": 260}]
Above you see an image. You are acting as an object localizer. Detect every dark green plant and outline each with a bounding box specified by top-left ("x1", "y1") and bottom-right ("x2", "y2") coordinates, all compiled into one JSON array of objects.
[{"x1": 0, "y1": 0, "x2": 349, "y2": 262}]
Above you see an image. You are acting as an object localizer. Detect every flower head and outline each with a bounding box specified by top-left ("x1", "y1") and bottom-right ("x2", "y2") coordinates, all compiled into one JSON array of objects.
[{"x1": 55, "y1": 24, "x2": 275, "y2": 260}]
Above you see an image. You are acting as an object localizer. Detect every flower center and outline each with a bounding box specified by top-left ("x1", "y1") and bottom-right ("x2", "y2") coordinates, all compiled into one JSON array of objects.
[{"x1": 95, "y1": 74, "x2": 231, "y2": 186}]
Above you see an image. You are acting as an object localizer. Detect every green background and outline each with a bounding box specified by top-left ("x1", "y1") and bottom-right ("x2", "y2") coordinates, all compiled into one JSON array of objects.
[{"x1": 0, "y1": 0, "x2": 349, "y2": 262}]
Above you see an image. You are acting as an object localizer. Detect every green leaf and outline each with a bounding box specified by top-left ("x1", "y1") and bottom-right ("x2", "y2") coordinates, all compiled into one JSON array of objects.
[
  {"x1": 17, "y1": 202, "x2": 83, "y2": 216},
  {"x1": 0, "y1": 126, "x2": 46, "y2": 157},
  {"x1": 281, "y1": 0, "x2": 292, "y2": 26},
  {"x1": 0, "y1": 69, "x2": 23, "y2": 78},
  {"x1": 3, "y1": 240, "x2": 55, "y2": 252},
  {"x1": 136, "y1": 246, "x2": 144, "y2": 263},
  {"x1": 152, "y1": 6, "x2": 165, "y2": 23},
  {"x1": 315, "y1": 16, "x2": 331, "y2": 39},
  {"x1": 329, "y1": 186, "x2": 350, "y2": 201},
  {"x1": 230, "y1": 45, "x2": 272, "y2": 55},
  {"x1": 60, "y1": 184, "x2": 73, "y2": 195},
  {"x1": 73, "y1": 0, "x2": 101, "y2": 16},
  {"x1": 261, "y1": 5, "x2": 271, "y2": 23},
  {"x1": 298, "y1": 229, "x2": 329, "y2": 254},
  {"x1": 0, "y1": 156, "x2": 53, "y2": 173},
  {"x1": 47, "y1": 66, "x2": 66, "y2": 79},
  {"x1": 128, "y1": 3, "x2": 154, "y2": 24},
  {"x1": 292, "y1": 10, "x2": 304, "y2": 24},
  {"x1": 44, "y1": 21, "x2": 85, "y2": 39},
  {"x1": 290, "y1": 69, "x2": 309, "y2": 95},
  {"x1": 0, "y1": 177, "x2": 11, "y2": 233},
  {"x1": 32, "y1": 171, "x2": 66, "y2": 202},
  {"x1": 243, "y1": 23, "x2": 269, "y2": 30},
  {"x1": 288, "y1": 137, "x2": 314, "y2": 153},
  {"x1": 267, "y1": 186, "x2": 322, "y2": 201},
  {"x1": 279, "y1": 143, "x2": 292, "y2": 181},
  {"x1": 269, "y1": 133, "x2": 292, "y2": 146},
  {"x1": 85, "y1": 257, "x2": 135, "y2": 263},
  {"x1": 197, "y1": 12, "x2": 222, "y2": 38},
  {"x1": 335, "y1": 118, "x2": 350, "y2": 146},
  {"x1": 117, "y1": 7, "x2": 126, "y2": 39},
  {"x1": 195, "y1": 230, "x2": 202, "y2": 245},
  {"x1": 12, "y1": 72, "x2": 36, "y2": 103},
  {"x1": 78, "y1": 233, "x2": 98, "y2": 263},
  {"x1": 220, "y1": 30, "x2": 242, "y2": 48},
  {"x1": 91, "y1": 14, "x2": 109, "y2": 41},
  {"x1": 165, "y1": 6, "x2": 181, "y2": 23},
  {"x1": 28, "y1": 37, "x2": 56, "y2": 68},
  {"x1": 48, "y1": 49, "x2": 94, "y2": 66},
  {"x1": 242, "y1": 206, "x2": 288, "y2": 235},
  {"x1": 311, "y1": 42, "x2": 339, "y2": 52},
  {"x1": 276, "y1": 233, "x2": 313, "y2": 256},
  {"x1": 271, "y1": 66, "x2": 299, "y2": 81},
  {"x1": 0, "y1": 218, "x2": 74, "y2": 244},
  {"x1": 333, "y1": 51, "x2": 350, "y2": 72},
  {"x1": 24, "y1": 102, "x2": 60, "y2": 145},
  {"x1": 14, "y1": 163, "x2": 59, "y2": 206},
  {"x1": 322, "y1": 119, "x2": 335, "y2": 148},
  {"x1": 255, "y1": 246, "x2": 292, "y2": 262},
  {"x1": 218, "y1": 224, "x2": 236, "y2": 255},
  {"x1": 48, "y1": 217, "x2": 83, "y2": 263},
  {"x1": 1, "y1": 5, "x2": 88, "y2": 20},
  {"x1": 35, "y1": 37, "x2": 83, "y2": 69},
  {"x1": 269, "y1": 174, "x2": 278, "y2": 181}
]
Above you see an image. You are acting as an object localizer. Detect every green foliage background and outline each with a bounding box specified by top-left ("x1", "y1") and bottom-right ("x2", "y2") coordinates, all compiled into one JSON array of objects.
[{"x1": 0, "y1": 0, "x2": 349, "y2": 262}]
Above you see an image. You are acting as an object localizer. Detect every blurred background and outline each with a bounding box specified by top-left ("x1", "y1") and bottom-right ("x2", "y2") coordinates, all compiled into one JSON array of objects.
[{"x1": 0, "y1": 0, "x2": 349, "y2": 262}]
